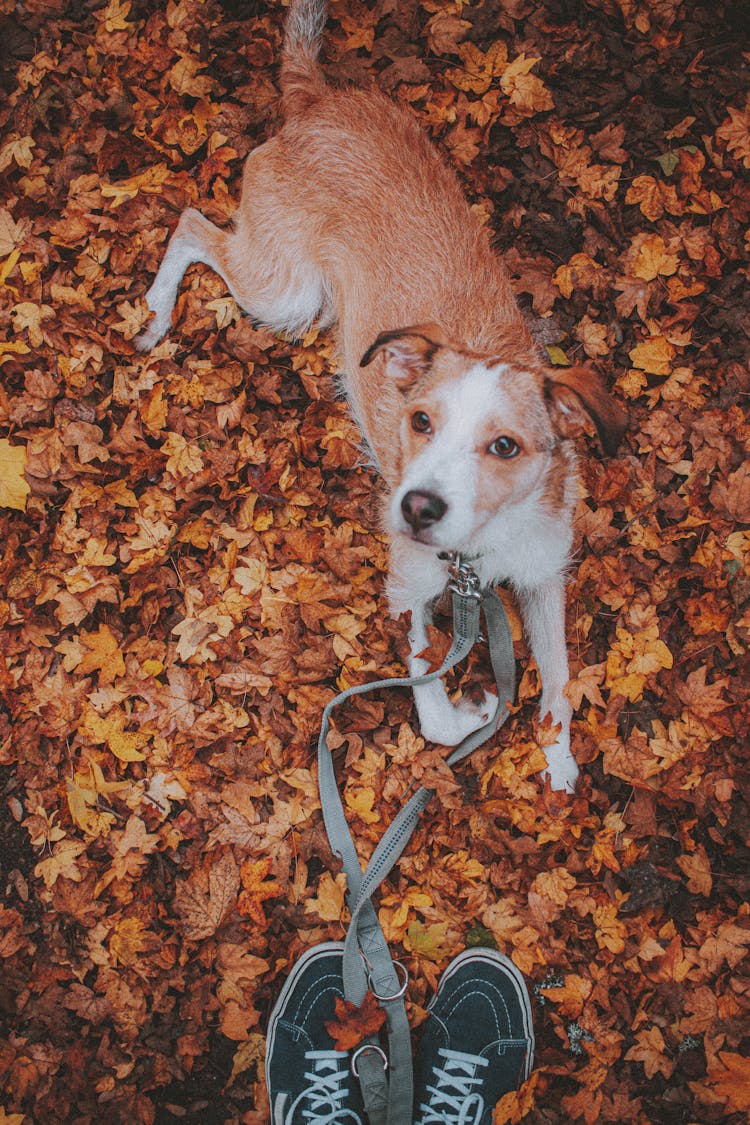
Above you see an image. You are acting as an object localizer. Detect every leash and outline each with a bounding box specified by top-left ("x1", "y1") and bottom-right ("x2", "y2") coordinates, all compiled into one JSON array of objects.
[{"x1": 316, "y1": 554, "x2": 516, "y2": 1124}]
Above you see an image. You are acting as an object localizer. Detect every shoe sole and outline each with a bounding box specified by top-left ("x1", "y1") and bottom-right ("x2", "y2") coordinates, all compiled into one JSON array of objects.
[
  {"x1": 265, "y1": 940, "x2": 346, "y2": 1092},
  {"x1": 426, "y1": 947, "x2": 535, "y2": 1081}
]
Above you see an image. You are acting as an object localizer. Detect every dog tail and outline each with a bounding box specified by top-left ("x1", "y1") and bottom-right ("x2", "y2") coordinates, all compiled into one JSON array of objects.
[{"x1": 281, "y1": 0, "x2": 328, "y2": 117}]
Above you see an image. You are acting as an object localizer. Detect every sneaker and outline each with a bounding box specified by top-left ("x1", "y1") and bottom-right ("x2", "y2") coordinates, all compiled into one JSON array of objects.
[
  {"x1": 413, "y1": 947, "x2": 534, "y2": 1125},
  {"x1": 266, "y1": 941, "x2": 367, "y2": 1124}
]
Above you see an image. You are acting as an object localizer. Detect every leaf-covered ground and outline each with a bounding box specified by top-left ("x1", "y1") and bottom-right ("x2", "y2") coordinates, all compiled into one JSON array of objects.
[{"x1": 1, "y1": 1, "x2": 749, "y2": 1122}]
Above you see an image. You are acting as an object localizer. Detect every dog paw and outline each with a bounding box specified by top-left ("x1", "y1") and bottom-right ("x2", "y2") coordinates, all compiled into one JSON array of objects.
[
  {"x1": 541, "y1": 736, "x2": 579, "y2": 794},
  {"x1": 419, "y1": 691, "x2": 499, "y2": 746},
  {"x1": 134, "y1": 319, "x2": 165, "y2": 352}
]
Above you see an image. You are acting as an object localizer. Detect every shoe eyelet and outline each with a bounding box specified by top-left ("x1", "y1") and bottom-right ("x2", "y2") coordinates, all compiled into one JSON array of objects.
[
  {"x1": 367, "y1": 959, "x2": 409, "y2": 1002},
  {"x1": 351, "y1": 1043, "x2": 388, "y2": 1077}
]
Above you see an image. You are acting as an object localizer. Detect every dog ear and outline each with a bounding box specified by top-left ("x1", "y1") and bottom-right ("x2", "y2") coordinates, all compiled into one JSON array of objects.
[
  {"x1": 360, "y1": 323, "x2": 451, "y2": 387},
  {"x1": 546, "y1": 366, "x2": 628, "y2": 456}
]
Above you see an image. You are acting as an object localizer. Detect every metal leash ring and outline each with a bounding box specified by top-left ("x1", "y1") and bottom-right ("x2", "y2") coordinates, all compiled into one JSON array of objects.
[{"x1": 367, "y1": 958, "x2": 409, "y2": 1002}]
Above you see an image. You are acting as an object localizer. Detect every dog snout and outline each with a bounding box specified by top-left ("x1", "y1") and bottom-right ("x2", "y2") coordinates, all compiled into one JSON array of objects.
[{"x1": 400, "y1": 489, "x2": 448, "y2": 533}]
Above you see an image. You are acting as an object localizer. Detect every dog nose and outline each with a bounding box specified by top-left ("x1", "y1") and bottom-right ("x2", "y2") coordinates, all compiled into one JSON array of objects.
[{"x1": 401, "y1": 490, "x2": 447, "y2": 532}]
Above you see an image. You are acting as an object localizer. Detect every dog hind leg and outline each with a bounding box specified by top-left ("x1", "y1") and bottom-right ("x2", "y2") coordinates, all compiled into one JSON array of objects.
[{"x1": 135, "y1": 208, "x2": 232, "y2": 351}]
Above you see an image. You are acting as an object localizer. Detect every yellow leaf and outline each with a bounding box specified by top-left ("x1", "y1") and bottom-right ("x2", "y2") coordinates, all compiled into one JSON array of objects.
[
  {"x1": 80, "y1": 706, "x2": 147, "y2": 762},
  {"x1": 66, "y1": 777, "x2": 116, "y2": 838},
  {"x1": 102, "y1": 0, "x2": 132, "y2": 33},
  {"x1": 403, "y1": 920, "x2": 450, "y2": 961},
  {"x1": 446, "y1": 41, "x2": 508, "y2": 95},
  {"x1": 629, "y1": 336, "x2": 676, "y2": 376},
  {"x1": 500, "y1": 55, "x2": 553, "y2": 116},
  {"x1": 0, "y1": 438, "x2": 30, "y2": 511},
  {"x1": 632, "y1": 234, "x2": 680, "y2": 281},
  {"x1": 0, "y1": 1109, "x2": 26, "y2": 1125},
  {"x1": 345, "y1": 785, "x2": 380, "y2": 825},
  {"x1": 78, "y1": 623, "x2": 126, "y2": 684},
  {"x1": 163, "y1": 431, "x2": 205, "y2": 478},
  {"x1": 109, "y1": 916, "x2": 151, "y2": 967},
  {"x1": 169, "y1": 55, "x2": 216, "y2": 99},
  {"x1": 545, "y1": 345, "x2": 571, "y2": 366},
  {"x1": 101, "y1": 163, "x2": 171, "y2": 206},
  {"x1": 305, "y1": 871, "x2": 347, "y2": 921}
]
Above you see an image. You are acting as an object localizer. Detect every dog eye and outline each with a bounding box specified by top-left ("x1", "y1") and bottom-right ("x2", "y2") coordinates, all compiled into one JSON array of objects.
[
  {"x1": 411, "y1": 411, "x2": 432, "y2": 434},
  {"x1": 488, "y1": 435, "x2": 520, "y2": 458}
]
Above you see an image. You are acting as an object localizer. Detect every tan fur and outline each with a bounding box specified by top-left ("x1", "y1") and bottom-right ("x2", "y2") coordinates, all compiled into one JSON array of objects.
[{"x1": 137, "y1": 0, "x2": 626, "y2": 792}]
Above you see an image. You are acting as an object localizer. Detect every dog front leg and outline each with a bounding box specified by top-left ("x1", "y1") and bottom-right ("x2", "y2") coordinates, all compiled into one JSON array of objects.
[
  {"x1": 136, "y1": 208, "x2": 229, "y2": 350},
  {"x1": 408, "y1": 602, "x2": 499, "y2": 747},
  {"x1": 518, "y1": 576, "x2": 578, "y2": 793}
]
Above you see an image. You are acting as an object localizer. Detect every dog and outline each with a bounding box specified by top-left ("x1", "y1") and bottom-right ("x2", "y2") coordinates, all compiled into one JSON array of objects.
[{"x1": 136, "y1": 0, "x2": 626, "y2": 792}]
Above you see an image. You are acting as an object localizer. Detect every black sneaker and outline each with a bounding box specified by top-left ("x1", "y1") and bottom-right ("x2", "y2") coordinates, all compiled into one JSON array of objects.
[
  {"x1": 413, "y1": 947, "x2": 534, "y2": 1125},
  {"x1": 266, "y1": 941, "x2": 368, "y2": 1124}
]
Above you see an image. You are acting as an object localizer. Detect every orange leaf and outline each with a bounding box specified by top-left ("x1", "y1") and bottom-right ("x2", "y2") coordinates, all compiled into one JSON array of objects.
[
  {"x1": 704, "y1": 1051, "x2": 750, "y2": 1113},
  {"x1": 324, "y1": 991, "x2": 386, "y2": 1052},
  {"x1": 237, "y1": 858, "x2": 284, "y2": 926}
]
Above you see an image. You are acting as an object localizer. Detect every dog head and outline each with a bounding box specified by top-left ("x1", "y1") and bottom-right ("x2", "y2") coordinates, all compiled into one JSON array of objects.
[{"x1": 360, "y1": 323, "x2": 627, "y2": 551}]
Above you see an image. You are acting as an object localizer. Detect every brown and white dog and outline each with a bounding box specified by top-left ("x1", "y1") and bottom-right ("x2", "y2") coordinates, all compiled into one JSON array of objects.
[{"x1": 136, "y1": 0, "x2": 626, "y2": 792}]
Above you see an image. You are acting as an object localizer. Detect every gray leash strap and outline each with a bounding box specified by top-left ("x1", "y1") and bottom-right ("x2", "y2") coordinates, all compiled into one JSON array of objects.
[{"x1": 316, "y1": 577, "x2": 515, "y2": 1125}]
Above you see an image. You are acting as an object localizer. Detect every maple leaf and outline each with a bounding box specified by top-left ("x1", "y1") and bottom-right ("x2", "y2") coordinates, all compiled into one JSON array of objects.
[
  {"x1": 493, "y1": 1071, "x2": 540, "y2": 1125},
  {"x1": 605, "y1": 625, "x2": 673, "y2": 702},
  {"x1": 109, "y1": 916, "x2": 155, "y2": 967},
  {"x1": 631, "y1": 234, "x2": 680, "y2": 281},
  {"x1": 710, "y1": 462, "x2": 750, "y2": 524},
  {"x1": 715, "y1": 98, "x2": 750, "y2": 168},
  {"x1": 100, "y1": 0, "x2": 133, "y2": 34},
  {"x1": 403, "y1": 920, "x2": 450, "y2": 961},
  {"x1": 703, "y1": 1051, "x2": 750, "y2": 1113},
  {"x1": 446, "y1": 41, "x2": 508, "y2": 96},
  {"x1": 345, "y1": 784, "x2": 380, "y2": 825},
  {"x1": 0, "y1": 135, "x2": 35, "y2": 172},
  {"x1": 0, "y1": 438, "x2": 30, "y2": 511},
  {"x1": 500, "y1": 55, "x2": 553, "y2": 116},
  {"x1": 174, "y1": 853, "x2": 240, "y2": 941},
  {"x1": 625, "y1": 174, "x2": 682, "y2": 220},
  {"x1": 593, "y1": 901, "x2": 626, "y2": 954},
  {"x1": 304, "y1": 871, "x2": 347, "y2": 922},
  {"x1": 676, "y1": 844, "x2": 713, "y2": 896},
  {"x1": 77, "y1": 624, "x2": 126, "y2": 685},
  {"x1": 538, "y1": 973, "x2": 592, "y2": 1018},
  {"x1": 628, "y1": 335, "x2": 676, "y2": 376},
  {"x1": 324, "y1": 991, "x2": 386, "y2": 1052},
  {"x1": 237, "y1": 857, "x2": 284, "y2": 926},
  {"x1": 34, "y1": 839, "x2": 88, "y2": 889},
  {"x1": 625, "y1": 1025, "x2": 674, "y2": 1080}
]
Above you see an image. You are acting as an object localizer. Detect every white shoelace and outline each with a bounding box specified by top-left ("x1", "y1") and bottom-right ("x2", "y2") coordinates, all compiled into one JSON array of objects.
[
  {"x1": 275, "y1": 1050, "x2": 363, "y2": 1124},
  {"x1": 414, "y1": 1048, "x2": 488, "y2": 1125}
]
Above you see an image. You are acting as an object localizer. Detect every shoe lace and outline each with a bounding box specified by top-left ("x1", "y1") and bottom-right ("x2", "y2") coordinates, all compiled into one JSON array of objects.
[
  {"x1": 278, "y1": 1050, "x2": 363, "y2": 1125},
  {"x1": 415, "y1": 1048, "x2": 488, "y2": 1125}
]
